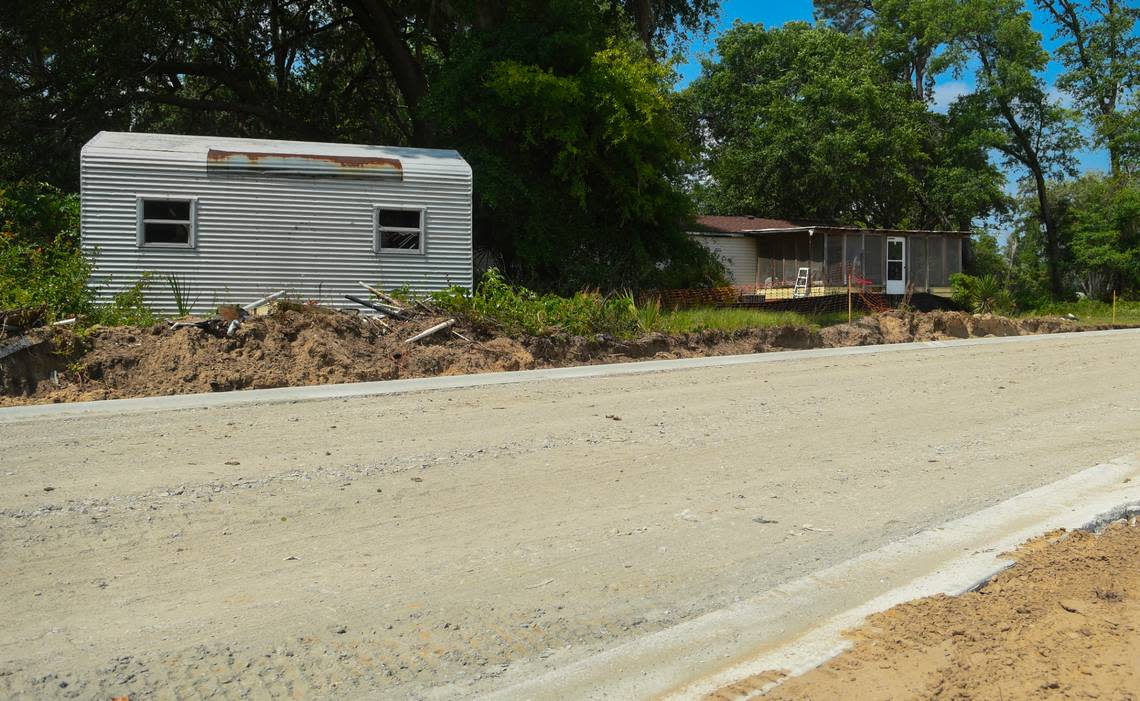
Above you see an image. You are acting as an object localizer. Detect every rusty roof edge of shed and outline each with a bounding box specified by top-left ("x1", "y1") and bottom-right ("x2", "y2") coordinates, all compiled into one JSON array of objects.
[{"x1": 206, "y1": 148, "x2": 403, "y2": 179}]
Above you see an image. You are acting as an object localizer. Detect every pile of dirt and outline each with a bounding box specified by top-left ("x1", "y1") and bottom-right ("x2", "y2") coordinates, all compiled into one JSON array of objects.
[
  {"x1": 818, "y1": 308, "x2": 1092, "y2": 346},
  {"x1": 0, "y1": 308, "x2": 1114, "y2": 406},
  {"x1": 735, "y1": 516, "x2": 1139, "y2": 700}
]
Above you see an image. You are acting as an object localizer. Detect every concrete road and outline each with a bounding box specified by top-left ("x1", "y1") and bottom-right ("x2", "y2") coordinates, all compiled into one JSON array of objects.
[{"x1": 1, "y1": 331, "x2": 1138, "y2": 699}]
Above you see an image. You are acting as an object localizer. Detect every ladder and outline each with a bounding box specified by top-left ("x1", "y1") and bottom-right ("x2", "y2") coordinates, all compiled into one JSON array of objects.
[{"x1": 792, "y1": 267, "x2": 810, "y2": 299}]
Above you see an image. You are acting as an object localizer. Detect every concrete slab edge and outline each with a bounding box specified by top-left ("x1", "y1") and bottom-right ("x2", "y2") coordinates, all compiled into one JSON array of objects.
[
  {"x1": 2, "y1": 327, "x2": 1137, "y2": 423},
  {"x1": 479, "y1": 455, "x2": 1140, "y2": 700},
  {"x1": 666, "y1": 455, "x2": 1140, "y2": 700}
]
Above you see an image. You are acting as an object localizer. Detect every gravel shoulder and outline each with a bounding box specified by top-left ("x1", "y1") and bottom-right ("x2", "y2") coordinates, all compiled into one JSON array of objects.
[{"x1": 1, "y1": 332, "x2": 1138, "y2": 699}]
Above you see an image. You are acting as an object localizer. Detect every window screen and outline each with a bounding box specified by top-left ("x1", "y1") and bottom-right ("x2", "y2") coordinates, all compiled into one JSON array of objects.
[
  {"x1": 140, "y1": 198, "x2": 193, "y2": 246},
  {"x1": 376, "y1": 208, "x2": 424, "y2": 253}
]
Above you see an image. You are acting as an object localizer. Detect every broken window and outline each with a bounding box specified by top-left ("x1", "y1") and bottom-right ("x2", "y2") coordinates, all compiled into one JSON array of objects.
[
  {"x1": 138, "y1": 198, "x2": 194, "y2": 246},
  {"x1": 375, "y1": 207, "x2": 424, "y2": 254}
]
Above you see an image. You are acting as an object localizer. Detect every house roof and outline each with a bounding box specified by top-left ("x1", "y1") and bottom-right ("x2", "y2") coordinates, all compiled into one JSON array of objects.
[
  {"x1": 691, "y1": 215, "x2": 810, "y2": 233},
  {"x1": 691, "y1": 214, "x2": 967, "y2": 236}
]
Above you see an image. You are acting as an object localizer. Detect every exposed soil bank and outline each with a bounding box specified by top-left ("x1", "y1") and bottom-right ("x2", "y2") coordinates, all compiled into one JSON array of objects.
[
  {"x1": 712, "y1": 517, "x2": 1140, "y2": 700},
  {"x1": 0, "y1": 308, "x2": 1118, "y2": 406}
]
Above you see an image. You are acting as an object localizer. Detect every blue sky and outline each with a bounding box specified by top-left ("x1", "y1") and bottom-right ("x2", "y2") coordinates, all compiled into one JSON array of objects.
[{"x1": 674, "y1": 0, "x2": 1111, "y2": 175}]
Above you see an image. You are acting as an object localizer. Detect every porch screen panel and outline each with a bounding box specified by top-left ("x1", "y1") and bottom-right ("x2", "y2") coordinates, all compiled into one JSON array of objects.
[
  {"x1": 846, "y1": 233, "x2": 864, "y2": 283},
  {"x1": 796, "y1": 236, "x2": 809, "y2": 279},
  {"x1": 909, "y1": 236, "x2": 928, "y2": 290},
  {"x1": 825, "y1": 233, "x2": 843, "y2": 285},
  {"x1": 754, "y1": 240, "x2": 770, "y2": 286},
  {"x1": 864, "y1": 234, "x2": 883, "y2": 285},
  {"x1": 782, "y1": 237, "x2": 796, "y2": 285},
  {"x1": 928, "y1": 237, "x2": 945, "y2": 286},
  {"x1": 809, "y1": 231, "x2": 825, "y2": 283},
  {"x1": 946, "y1": 238, "x2": 962, "y2": 278}
]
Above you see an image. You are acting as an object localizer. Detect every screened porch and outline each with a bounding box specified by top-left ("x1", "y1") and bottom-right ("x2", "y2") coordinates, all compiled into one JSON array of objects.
[{"x1": 752, "y1": 229, "x2": 964, "y2": 297}]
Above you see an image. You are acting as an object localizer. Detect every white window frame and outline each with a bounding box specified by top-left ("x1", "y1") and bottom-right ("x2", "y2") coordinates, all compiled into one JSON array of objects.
[
  {"x1": 136, "y1": 196, "x2": 197, "y2": 249},
  {"x1": 374, "y1": 205, "x2": 426, "y2": 255}
]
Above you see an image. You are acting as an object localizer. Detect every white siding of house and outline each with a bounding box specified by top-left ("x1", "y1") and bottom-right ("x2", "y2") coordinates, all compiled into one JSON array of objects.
[
  {"x1": 81, "y1": 132, "x2": 472, "y2": 314},
  {"x1": 690, "y1": 234, "x2": 757, "y2": 286}
]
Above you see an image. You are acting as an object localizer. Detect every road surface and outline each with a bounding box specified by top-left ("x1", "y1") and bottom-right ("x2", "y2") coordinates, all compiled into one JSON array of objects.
[{"x1": 1, "y1": 331, "x2": 1138, "y2": 699}]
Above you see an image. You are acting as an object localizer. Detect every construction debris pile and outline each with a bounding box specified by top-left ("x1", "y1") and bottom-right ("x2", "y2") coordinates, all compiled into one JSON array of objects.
[{"x1": 0, "y1": 306, "x2": 1119, "y2": 406}]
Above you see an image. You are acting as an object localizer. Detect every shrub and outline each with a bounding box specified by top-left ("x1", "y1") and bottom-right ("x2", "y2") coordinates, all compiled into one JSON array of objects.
[
  {"x1": 432, "y1": 268, "x2": 643, "y2": 337},
  {"x1": 1, "y1": 180, "x2": 159, "y2": 327},
  {"x1": 950, "y1": 273, "x2": 1015, "y2": 315},
  {"x1": 0, "y1": 233, "x2": 92, "y2": 320}
]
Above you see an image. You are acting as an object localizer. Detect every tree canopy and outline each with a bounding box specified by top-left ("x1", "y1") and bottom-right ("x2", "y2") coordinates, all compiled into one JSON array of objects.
[
  {"x1": 683, "y1": 22, "x2": 1005, "y2": 230},
  {"x1": 0, "y1": 0, "x2": 723, "y2": 291}
]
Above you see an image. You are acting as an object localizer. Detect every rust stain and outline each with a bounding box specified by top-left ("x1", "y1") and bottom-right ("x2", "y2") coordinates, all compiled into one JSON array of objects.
[{"x1": 207, "y1": 149, "x2": 402, "y2": 173}]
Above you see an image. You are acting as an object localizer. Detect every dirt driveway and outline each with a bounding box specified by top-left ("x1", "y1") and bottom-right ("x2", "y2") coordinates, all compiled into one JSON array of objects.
[{"x1": 1, "y1": 332, "x2": 1139, "y2": 699}]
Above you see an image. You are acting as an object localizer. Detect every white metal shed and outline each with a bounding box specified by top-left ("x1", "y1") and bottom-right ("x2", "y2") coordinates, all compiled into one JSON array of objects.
[{"x1": 81, "y1": 131, "x2": 473, "y2": 314}]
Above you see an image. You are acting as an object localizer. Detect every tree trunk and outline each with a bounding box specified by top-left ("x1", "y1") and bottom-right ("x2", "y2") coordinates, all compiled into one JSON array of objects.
[
  {"x1": 1030, "y1": 166, "x2": 1064, "y2": 296},
  {"x1": 344, "y1": 0, "x2": 433, "y2": 146}
]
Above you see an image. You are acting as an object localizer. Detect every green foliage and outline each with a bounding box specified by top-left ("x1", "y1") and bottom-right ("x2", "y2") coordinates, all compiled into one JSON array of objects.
[
  {"x1": 968, "y1": 230, "x2": 1011, "y2": 279},
  {"x1": 0, "y1": 181, "x2": 157, "y2": 326},
  {"x1": 85, "y1": 274, "x2": 160, "y2": 328},
  {"x1": 1037, "y1": 0, "x2": 1140, "y2": 174},
  {"x1": 1053, "y1": 173, "x2": 1140, "y2": 299},
  {"x1": 1027, "y1": 298, "x2": 1140, "y2": 325},
  {"x1": 654, "y1": 308, "x2": 854, "y2": 333},
  {"x1": 425, "y1": 10, "x2": 723, "y2": 291},
  {"x1": 0, "y1": 233, "x2": 91, "y2": 320},
  {"x1": 950, "y1": 272, "x2": 1015, "y2": 314},
  {"x1": 0, "y1": 182, "x2": 80, "y2": 246},
  {"x1": 434, "y1": 270, "x2": 854, "y2": 337},
  {"x1": 683, "y1": 21, "x2": 1004, "y2": 229},
  {"x1": 432, "y1": 269, "x2": 644, "y2": 337},
  {"x1": 165, "y1": 273, "x2": 200, "y2": 317}
]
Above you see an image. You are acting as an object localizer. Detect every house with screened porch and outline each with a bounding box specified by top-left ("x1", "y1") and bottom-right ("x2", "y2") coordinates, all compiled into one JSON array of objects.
[{"x1": 689, "y1": 215, "x2": 966, "y2": 300}]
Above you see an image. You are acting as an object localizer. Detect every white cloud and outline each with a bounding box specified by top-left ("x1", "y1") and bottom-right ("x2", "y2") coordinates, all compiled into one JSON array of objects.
[{"x1": 931, "y1": 80, "x2": 971, "y2": 113}]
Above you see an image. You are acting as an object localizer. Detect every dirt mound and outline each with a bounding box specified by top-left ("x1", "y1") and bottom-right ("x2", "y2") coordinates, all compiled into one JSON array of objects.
[
  {"x1": 0, "y1": 308, "x2": 1114, "y2": 406},
  {"x1": 818, "y1": 310, "x2": 1090, "y2": 347},
  {"x1": 748, "y1": 517, "x2": 1140, "y2": 700},
  {"x1": 0, "y1": 308, "x2": 535, "y2": 405}
]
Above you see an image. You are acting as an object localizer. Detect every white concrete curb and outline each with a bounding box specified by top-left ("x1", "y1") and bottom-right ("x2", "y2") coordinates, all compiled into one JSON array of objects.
[
  {"x1": 1, "y1": 327, "x2": 1137, "y2": 423},
  {"x1": 481, "y1": 454, "x2": 1140, "y2": 701}
]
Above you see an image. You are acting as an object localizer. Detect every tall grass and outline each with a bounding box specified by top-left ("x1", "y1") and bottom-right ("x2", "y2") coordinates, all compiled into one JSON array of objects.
[
  {"x1": 655, "y1": 308, "x2": 857, "y2": 334},
  {"x1": 1025, "y1": 299, "x2": 1140, "y2": 325},
  {"x1": 432, "y1": 268, "x2": 643, "y2": 336},
  {"x1": 433, "y1": 270, "x2": 858, "y2": 337}
]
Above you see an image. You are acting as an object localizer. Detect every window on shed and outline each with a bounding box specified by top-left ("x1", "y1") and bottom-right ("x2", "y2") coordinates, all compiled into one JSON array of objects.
[
  {"x1": 139, "y1": 198, "x2": 194, "y2": 246},
  {"x1": 375, "y1": 207, "x2": 424, "y2": 253}
]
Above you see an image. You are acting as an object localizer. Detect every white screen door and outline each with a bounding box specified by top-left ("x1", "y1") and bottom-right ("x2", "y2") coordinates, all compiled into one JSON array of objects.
[{"x1": 886, "y1": 236, "x2": 906, "y2": 294}]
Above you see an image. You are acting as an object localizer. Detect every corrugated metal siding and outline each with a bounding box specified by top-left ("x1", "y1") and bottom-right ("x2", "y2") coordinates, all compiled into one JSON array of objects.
[
  {"x1": 691, "y1": 235, "x2": 757, "y2": 286},
  {"x1": 81, "y1": 137, "x2": 472, "y2": 315}
]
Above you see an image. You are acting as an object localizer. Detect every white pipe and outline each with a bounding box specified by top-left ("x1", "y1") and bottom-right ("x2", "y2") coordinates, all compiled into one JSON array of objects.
[{"x1": 242, "y1": 290, "x2": 286, "y2": 312}]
